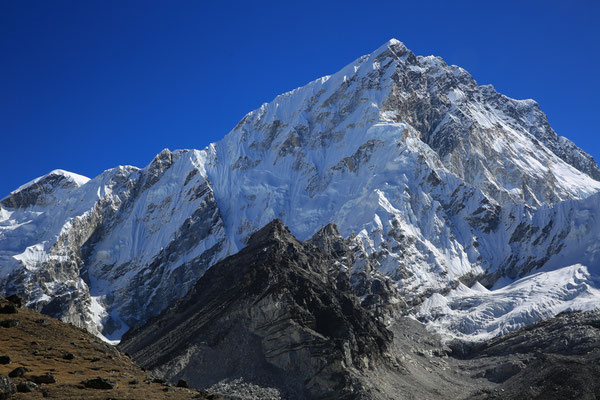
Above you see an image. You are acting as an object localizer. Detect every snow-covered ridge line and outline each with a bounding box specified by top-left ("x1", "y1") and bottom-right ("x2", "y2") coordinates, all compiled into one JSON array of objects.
[
  {"x1": 10, "y1": 169, "x2": 90, "y2": 195},
  {"x1": 1, "y1": 38, "x2": 600, "y2": 342}
]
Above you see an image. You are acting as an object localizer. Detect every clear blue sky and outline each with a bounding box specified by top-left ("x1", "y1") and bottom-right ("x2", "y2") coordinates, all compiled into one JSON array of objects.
[{"x1": 1, "y1": 0, "x2": 599, "y2": 196}]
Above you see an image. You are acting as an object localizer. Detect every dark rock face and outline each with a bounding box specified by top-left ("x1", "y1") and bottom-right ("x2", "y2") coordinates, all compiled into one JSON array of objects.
[
  {"x1": 5, "y1": 295, "x2": 23, "y2": 308},
  {"x1": 0, "y1": 357, "x2": 10, "y2": 365},
  {"x1": 120, "y1": 219, "x2": 393, "y2": 399},
  {"x1": 307, "y1": 223, "x2": 405, "y2": 322}
]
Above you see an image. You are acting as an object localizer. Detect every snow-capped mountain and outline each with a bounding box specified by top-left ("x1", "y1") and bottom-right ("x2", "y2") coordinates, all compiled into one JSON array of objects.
[{"x1": 1, "y1": 39, "x2": 599, "y2": 342}]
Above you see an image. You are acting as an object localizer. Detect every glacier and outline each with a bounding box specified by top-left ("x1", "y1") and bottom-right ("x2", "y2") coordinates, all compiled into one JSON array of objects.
[{"x1": 1, "y1": 38, "x2": 600, "y2": 342}]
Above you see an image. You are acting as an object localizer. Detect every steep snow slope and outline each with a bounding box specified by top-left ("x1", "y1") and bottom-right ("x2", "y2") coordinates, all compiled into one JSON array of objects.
[
  {"x1": 210, "y1": 39, "x2": 599, "y2": 214},
  {"x1": 1, "y1": 39, "x2": 600, "y2": 341},
  {"x1": 82, "y1": 149, "x2": 230, "y2": 337},
  {"x1": 1, "y1": 167, "x2": 140, "y2": 337},
  {"x1": 1, "y1": 152, "x2": 229, "y2": 340}
]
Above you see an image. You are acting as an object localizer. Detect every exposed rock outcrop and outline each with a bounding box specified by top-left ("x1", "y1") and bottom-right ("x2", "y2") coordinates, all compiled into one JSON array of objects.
[{"x1": 120, "y1": 220, "x2": 394, "y2": 399}]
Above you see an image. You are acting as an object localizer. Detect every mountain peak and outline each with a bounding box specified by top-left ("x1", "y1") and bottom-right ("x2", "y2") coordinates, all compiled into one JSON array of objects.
[
  {"x1": 246, "y1": 218, "x2": 294, "y2": 247},
  {"x1": 1, "y1": 169, "x2": 89, "y2": 209},
  {"x1": 11, "y1": 169, "x2": 89, "y2": 195},
  {"x1": 371, "y1": 38, "x2": 413, "y2": 60},
  {"x1": 375, "y1": 38, "x2": 405, "y2": 51}
]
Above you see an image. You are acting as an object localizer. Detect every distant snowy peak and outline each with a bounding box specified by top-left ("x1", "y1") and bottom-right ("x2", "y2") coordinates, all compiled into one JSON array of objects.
[
  {"x1": 13, "y1": 169, "x2": 90, "y2": 193},
  {"x1": 1, "y1": 169, "x2": 90, "y2": 209}
]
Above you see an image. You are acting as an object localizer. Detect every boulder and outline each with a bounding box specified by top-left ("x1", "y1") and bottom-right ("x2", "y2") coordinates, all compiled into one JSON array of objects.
[
  {"x1": 8, "y1": 367, "x2": 29, "y2": 378},
  {"x1": 0, "y1": 305, "x2": 17, "y2": 314},
  {"x1": 5, "y1": 295, "x2": 23, "y2": 308},
  {"x1": 82, "y1": 377, "x2": 117, "y2": 389},
  {"x1": 16, "y1": 381, "x2": 38, "y2": 393},
  {"x1": 176, "y1": 379, "x2": 189, "y2": 388},
  {"x1": 32, "y1": 373, "x2": 57, "y2": 384},
  {"x1": 0, "y1": 377, "x2": 15, "y2": 400},
  {"x1": 0, "y1": 319, "x2": 19, "y2": 328}
]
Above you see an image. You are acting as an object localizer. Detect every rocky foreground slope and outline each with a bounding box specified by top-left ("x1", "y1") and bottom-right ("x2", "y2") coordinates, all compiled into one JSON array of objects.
[
  {"x1": 119, "y1": 220, "x2": 600, "y2": 400},
  {"x1": 0, "y1": 295, "x2": 220, "y2": 399},
  {"x1": 462, "y1": 310, "x2": 600, "y2": 399}
]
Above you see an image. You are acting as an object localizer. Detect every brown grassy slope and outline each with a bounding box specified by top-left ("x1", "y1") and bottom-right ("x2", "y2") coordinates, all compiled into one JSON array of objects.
[{"x1": 0, "y1": 297, "x2": 222, "y2": 399}]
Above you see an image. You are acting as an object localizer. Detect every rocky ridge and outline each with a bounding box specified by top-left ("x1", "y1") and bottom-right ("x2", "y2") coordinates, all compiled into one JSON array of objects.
[{"x1": 119, "y1": 220, "x2": 395, "y2": 399}]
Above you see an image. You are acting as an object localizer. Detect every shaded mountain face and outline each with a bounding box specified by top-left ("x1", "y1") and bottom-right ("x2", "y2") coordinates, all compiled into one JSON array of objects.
[
  {"x1": 1, "y1": 39, "x2": 600, "y2": 342},
  {"x1": 119, "y1": 220, "x2": 394, "y2": 399}
]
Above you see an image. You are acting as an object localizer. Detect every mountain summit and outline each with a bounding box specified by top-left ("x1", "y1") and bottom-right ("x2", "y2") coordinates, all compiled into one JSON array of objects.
[{"x1": 1, "y1": 39, "x2": 600, "y2": 342}]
